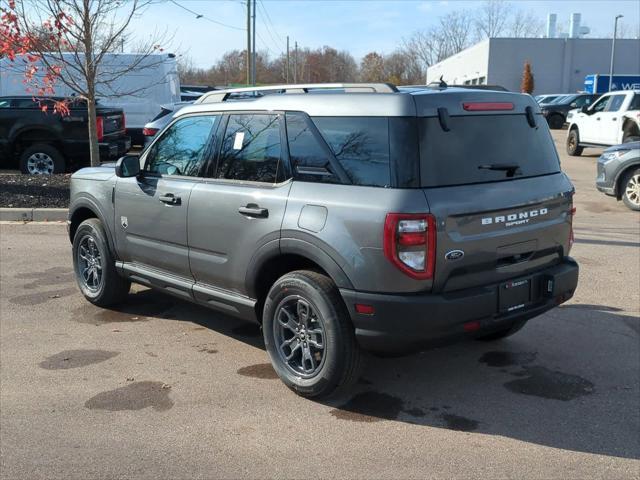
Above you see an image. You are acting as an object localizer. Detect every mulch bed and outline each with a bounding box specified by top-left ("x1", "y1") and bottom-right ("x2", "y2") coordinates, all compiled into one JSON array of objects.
[{"x1": 0, "y1": 174, "x2": 71, "y2": 208}]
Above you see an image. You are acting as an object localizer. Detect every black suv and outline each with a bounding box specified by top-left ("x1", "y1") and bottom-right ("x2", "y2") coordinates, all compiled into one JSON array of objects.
[
  {"x1": 0, "y1": 97, "x2": 130, "y2": 174},
  {"x1": 540, "y1": 93, "x2": 600, "y2": 129}
]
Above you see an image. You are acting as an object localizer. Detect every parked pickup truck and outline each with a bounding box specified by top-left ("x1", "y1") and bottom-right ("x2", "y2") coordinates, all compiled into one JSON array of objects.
[
  {"x1": 0, "y1": 96, "x2": 130, "y2": 174},
  {"x1": 566, "y1": 90, "x2": 640, "y2": 156}
]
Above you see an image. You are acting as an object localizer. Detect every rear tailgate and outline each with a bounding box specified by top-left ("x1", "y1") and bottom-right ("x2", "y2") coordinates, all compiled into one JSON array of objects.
[
  {"x1": 415, "y1": 90, "x2": 574, "y2": 293},
  {"x1": 96, "y1": 107, "x2": 126, "y2": 136},
  {"x1": 426, "y1": 175, "x2": 573, "y2": 293}
]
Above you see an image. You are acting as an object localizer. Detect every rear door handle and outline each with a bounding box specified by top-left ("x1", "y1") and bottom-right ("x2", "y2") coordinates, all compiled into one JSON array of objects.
[
  {"x1": 239, "y1": 204, "x2": 269, "y2": 218},
  {"x1": 159, "y1": 193, "x2": 181, "y2": 205}
]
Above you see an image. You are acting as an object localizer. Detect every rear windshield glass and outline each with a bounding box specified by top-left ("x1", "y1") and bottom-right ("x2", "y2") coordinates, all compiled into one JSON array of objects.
[{"x1": 419, "y1": 115, "x2": 560, "y2": 187}]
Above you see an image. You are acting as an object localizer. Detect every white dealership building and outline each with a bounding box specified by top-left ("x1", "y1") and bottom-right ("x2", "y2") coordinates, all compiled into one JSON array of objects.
[{"x1": 426, "y1": 37, "x2": 640, "y2": 95}]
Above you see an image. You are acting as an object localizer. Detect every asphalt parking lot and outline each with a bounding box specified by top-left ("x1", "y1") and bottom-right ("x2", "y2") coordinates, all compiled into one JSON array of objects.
[{"x1": 1, "y1": 129, "x2": 639, "y2": 479}]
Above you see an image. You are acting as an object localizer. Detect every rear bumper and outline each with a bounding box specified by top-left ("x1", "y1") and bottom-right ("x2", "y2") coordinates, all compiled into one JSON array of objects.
[
  {"x1": 340, "y1": 258, "x2": 579, "y2": 353},
  {"x1": 99, "y1": 136, "x2": 131, "y2": 161}
]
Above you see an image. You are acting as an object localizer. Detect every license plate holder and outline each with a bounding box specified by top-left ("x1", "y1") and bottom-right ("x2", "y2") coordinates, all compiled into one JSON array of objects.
[{"x1": 499, "y1": 278, "x2": 531, "y2": 313}]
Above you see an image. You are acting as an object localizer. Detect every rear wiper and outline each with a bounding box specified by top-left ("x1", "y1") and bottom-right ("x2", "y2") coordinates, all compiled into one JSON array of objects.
[{"x1": 478, "y1": 163, "x2": 521, "y2": 178}]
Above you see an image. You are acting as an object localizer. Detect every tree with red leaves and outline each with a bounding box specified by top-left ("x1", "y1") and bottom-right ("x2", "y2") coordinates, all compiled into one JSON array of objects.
[{"x1": 1, "y1": 0, "x2": 167, "y2": 167}]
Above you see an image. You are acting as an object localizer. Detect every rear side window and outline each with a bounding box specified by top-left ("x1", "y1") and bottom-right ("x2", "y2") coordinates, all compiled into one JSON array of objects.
[
  {"x1": 216, "y1": 113, "x2": 284, "y2": 183},
  {"x1": 630, "y1": 94, "x2": 640, "y2": 110},
  {"x1": 606, "y1": 95, "x2": 625, "y2": 112},
  {"x1": 312, "y1": 117, "x2": 391, "y2": 187},
  {"x1": 419, "y1": 115, "x2": 560, "y2": 187},
  {"x1": 285, "y1": 112, "x2": 340, "y2": 184}
]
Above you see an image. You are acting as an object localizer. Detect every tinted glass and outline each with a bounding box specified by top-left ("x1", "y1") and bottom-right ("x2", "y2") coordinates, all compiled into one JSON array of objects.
[
  {"x1": 591, "y1": 96, "x2": 611, "y2": 112},
  {"x1": 0, "y1": 99, "x2": 10, "y2": 108},
  {"x1": 145, "y1": 115, "x2": 217, "y2": 176},
  {"x1": 419, "y1": 115, "x2": 560, "y2": 187},
  {"x1": 573, "y1": 96, "x2": 594, "y2": 107},
  {"x1": 285, "y1": 112, "x2": 339, "y2": 184},
  {"x1": 606, "y1": 95, "x2": 625, "y2": 112},
  {"x1": 217, "y1": 114, "x2": 283, "y2": 183},
  {"x1": 630, "y1": 94, "x2": 640, "y2": 110},
  {"x1": 312, "y1": 117, "x2": 390, "y2": 187}
]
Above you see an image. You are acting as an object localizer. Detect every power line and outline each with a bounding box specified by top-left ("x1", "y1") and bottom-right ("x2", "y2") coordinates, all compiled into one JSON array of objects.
[
  {"x1": 258, "y1": 0, "x2": 286, "y2": 50},
  {"x1": 168, "y1": 0, "x2": 245, "y2": 31}
]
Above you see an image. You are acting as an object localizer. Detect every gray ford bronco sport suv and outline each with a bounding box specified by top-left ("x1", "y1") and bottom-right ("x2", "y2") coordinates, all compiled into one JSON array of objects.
[{"x1": 68, "y1": 83, "x2": 579, "y2": 398}]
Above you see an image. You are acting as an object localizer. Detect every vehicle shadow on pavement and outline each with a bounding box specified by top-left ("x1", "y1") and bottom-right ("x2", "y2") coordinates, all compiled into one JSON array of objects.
[
  {"x1": 324, "y1": 303, "x2": 639, "y2": 461},
  {"x1": 90, "y1": 292, "x2": 639, "y2": 460}
]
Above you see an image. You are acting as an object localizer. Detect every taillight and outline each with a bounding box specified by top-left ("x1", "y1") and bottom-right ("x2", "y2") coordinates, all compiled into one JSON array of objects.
[
  {"x1": 142, "y1": 127, "x2": 159, "y2": 136},
  {"x1": 121, "y1": 112, "x2": 126, "y2": 132},
  {"x1": 383, "y1": 213, "x2": 436, "y2": 280},
  {"x1": 96, "y1": 116, "x2": 104, "y2": 142},
  {"x1": 568, "y1": 206, "x2": 576, "y2": 254},
  {"x1": 462, "y1": 102, "x2": 514, "y2": 111}
]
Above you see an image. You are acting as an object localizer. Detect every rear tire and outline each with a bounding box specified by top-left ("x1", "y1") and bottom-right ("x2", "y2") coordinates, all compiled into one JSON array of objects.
[
  {"x1": 72, "y1": 218, "x2": 131, "y2": 307},
  {"x1": 19, "y1": 143, "x2": 66, "y2": 174},
  {"x1": 621, "y1": 168, "x2": 640, "y2": 211},
  {"x1": 548, "y1": 114, "x2": 565, "y2": 129},
  {"x1": 566, "y1": 129, "x2": 583, "y2": 156},
  {"x1": 262, "y1": 270, "x2": 364, "y2": 398}
]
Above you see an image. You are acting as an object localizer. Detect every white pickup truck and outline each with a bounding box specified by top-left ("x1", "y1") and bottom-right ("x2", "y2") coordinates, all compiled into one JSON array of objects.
[{"x1": 566, "y1": 90, "x2": 640, "y2": 156}]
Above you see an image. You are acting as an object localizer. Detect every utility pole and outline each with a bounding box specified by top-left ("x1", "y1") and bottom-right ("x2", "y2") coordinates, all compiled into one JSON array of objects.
[
  {"x1": 246, "y1": 0, "x2": 251, "y2": 86},
  {"x1": 251, "y1": 0, "x2": 257, "y2": 85},
  {"x1": 286, "y1": 36, "x2": 290, "y2": 83},
  {"x1": 293, "y1": 41, "x2": 298, "y2": 84},
  {"x1": 609, "y1": 14, "x2": 624, "y2": 92}
]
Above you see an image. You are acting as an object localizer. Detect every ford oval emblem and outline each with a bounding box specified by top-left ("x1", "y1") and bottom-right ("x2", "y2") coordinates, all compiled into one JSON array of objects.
[{"x1": 445, "y1": 250, "x2": 464, "y2": 261}]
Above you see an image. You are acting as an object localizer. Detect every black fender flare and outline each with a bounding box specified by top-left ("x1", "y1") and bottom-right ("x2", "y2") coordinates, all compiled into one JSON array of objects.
[
  {"x1": 244, "y1": 236, "x2": 354, "y2": 299},
  {"x1": 68, "y1": 194, "x2": 116, "y2": 255}
]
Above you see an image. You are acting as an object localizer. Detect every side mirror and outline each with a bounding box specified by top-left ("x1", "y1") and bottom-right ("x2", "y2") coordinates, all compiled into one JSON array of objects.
[
  {"x1": 580, "y1": 105, "x2": 590, "y2": 114},
  {"x1": 570, "y1": 102, "x2": 578, "y2": 108},
  {"x1": 115, "y1": 155, "x2": 141, "y2": 178}
]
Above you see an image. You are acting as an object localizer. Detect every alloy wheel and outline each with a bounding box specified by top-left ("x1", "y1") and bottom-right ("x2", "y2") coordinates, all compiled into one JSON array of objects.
[
  {"x1": 77, "y1": 235, "x2": 103, "y2": 292},
  {"x1": 625, "y1": 174, "x2": 640, "y2": 207},
  {"x1": 273, "y1": 296, "x2": 326, "y2": 378}
]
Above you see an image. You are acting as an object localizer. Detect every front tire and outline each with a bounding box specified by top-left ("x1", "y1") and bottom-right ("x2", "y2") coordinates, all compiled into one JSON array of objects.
[
  {"x1": 19, "y1": 143, "x2": 66, "y2": 174},
  {"x1": 621, "y1": 168, "x2": 640, "y2": 211},
  {"x1": 262, "y1": 270, "x2": 363, "y2": 398},
  {"x1": 548, "y1": 114, "x2": 565, "y2": 129},
  {"x1": 72, "y1": 218, "x2": 131, "y2": 307},
  {"x1": 566, "y1": 129, "x2": 583, "y2": 156}
]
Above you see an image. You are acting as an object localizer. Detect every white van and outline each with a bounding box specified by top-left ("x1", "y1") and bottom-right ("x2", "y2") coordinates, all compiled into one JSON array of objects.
[{"x1": 0, "y1": 53, "x2": 181, "y2": 145}]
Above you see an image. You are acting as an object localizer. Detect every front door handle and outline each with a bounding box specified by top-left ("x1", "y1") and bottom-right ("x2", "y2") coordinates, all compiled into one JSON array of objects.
[
  {"x1": 596, "y1": 117, "x2": 601, "y2": 121},
  {"x1": 159, "y1": 193, "x2": 181, "y2": 205},
  {"x1": 239, "y1": 204, "x2": 269, "y2": 218}
]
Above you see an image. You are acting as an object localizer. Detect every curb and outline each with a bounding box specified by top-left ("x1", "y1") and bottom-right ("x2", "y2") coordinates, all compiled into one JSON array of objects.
[{"x1": 0, "y1": 208, "x2": 68, "y2": 222}]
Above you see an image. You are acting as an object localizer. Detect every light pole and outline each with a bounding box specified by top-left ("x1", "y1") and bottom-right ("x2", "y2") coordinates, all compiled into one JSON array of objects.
[{"x1": 609, "y1": 14, "x2": 624, "y2": 92}]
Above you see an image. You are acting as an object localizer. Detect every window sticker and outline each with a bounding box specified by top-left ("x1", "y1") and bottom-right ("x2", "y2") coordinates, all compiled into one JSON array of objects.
[{"x1": 233, "y1": 131, "x2": 245, "y2": 150}]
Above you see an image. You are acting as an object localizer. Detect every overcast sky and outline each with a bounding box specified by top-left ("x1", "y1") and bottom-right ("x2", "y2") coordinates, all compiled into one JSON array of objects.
[{"x1": 128, "y1": 0, "x2": 640, "y2": 68}]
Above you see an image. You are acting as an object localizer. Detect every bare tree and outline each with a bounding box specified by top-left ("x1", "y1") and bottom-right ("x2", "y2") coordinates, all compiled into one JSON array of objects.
[
  {"x1": 13, "y1": 0, "x2": 169, "y2": 166},
  {"x1": 440, "y1": 11, "x2": 474, "y2": 55},
  {"x1": 508, "y1": 8, "x2": 544, "y2": 38},
  {"x1": 474, "y1": 0, "x2": 512, "y2": 39}
]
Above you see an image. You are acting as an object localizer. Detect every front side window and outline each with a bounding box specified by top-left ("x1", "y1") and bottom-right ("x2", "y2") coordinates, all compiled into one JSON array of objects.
[
  {"x1": 312, "y1": 116, "x2": 390, "y2": 187},
  {"x1": 630, "y1": 94, "x2": 640, "y2": 110},
  {"x1": 216, "y1": 113, "x2": 283, "y2": 183},
  {"x1": 606, "y1": 95, "x2": 626, "y2": 112},
  {"x1": 591, "y1": 96, "x2": 611, "y2": 113},
  {"x1": 145, "y1": 115, "x2": 217, "y2": 176}
]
